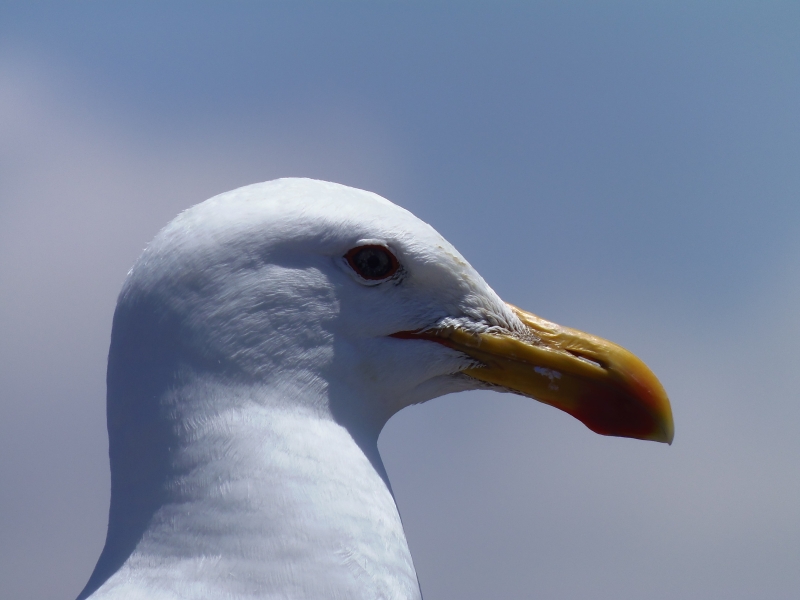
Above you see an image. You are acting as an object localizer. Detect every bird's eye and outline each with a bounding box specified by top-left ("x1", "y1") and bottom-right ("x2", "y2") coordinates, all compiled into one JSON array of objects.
[{"x1": 344, "y1": 245, "x2": 399, "y2": 280}]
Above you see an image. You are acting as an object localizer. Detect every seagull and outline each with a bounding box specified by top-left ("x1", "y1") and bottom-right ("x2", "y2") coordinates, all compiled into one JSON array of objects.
[{"x1": 76, "y1": 178, "x2": 673, "y2": 600}]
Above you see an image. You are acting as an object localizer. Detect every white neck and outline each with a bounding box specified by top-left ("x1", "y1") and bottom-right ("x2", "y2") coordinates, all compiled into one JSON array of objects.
[{"x1": 80, "y1": 377, "x2": 421, "y2": 600}]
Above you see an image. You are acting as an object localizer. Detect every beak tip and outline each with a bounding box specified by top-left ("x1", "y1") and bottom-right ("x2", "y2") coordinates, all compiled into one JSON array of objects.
[
  {"x1": 664, "y1": 425, "x2": 675, "y2": 446},
  {"x1": 655, "y1": 411, "x2": 674, "y2": 445}
]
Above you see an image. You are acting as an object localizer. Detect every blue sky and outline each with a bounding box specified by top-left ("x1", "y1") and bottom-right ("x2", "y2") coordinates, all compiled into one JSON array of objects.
[{"x1": 1, "y1": 3, "x2": 799, "y2": 598}]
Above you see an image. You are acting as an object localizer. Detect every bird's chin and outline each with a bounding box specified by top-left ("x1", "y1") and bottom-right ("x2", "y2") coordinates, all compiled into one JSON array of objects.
[{"x1": 386, "y1": 372, "x2": 485, "y2": 413}]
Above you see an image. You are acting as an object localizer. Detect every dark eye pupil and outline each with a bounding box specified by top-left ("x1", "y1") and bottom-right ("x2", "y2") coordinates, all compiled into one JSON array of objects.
[
  {"x1": 354, "y1": 248, "x2": 391, "y2": 278},
  {"x1": 345, "y1": 245, "x2": 398, "y2": 280}
]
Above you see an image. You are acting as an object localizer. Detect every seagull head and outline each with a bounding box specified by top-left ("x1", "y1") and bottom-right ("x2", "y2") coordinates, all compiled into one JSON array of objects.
[{"x1": 116, "y1": 177, "x2": 673, "y2": 444}]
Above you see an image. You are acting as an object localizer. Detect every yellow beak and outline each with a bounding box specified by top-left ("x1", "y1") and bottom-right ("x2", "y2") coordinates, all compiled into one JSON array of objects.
[{"x1": 394, "y1": 304, "x2": 674, "y2": 444}]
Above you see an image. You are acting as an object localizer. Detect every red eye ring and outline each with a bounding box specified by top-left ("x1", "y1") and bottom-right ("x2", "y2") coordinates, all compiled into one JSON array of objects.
[{"x1": 344, "y1": 245, "x2": 400, "y2": 280}]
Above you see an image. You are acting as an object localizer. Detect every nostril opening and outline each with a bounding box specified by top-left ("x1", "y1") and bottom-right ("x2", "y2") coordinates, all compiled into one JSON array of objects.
[{"x1": 569, "y1": 351, "x2": 603, "y2": 369}]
